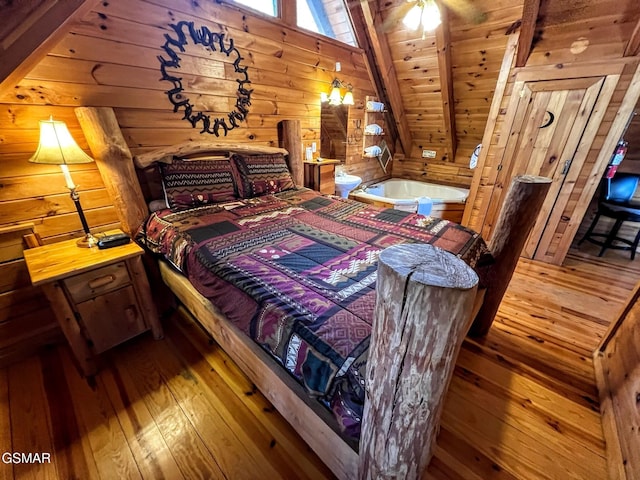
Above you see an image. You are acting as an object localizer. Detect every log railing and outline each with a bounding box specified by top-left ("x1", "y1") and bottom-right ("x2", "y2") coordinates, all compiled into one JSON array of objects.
[
  {"x1": 359, "y1": 244, "x2": 479, "y2": 479},
  {"x1": 469, "y1": 175, "x2": 552, "y2": 336}
]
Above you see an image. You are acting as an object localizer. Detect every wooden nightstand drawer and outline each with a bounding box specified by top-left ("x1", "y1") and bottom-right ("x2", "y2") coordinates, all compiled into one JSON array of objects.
[
  {"x1": 76, "y1": 285, "x2": 147, "y2": 354},
  {"x1": 64, "y1": 261, "x2": 130, "y2": 303}
]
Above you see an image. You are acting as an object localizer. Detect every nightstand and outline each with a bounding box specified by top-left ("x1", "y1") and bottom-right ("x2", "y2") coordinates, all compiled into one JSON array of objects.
[
  {"x1": 23, "y1": 232, "x2": 163, "y2": 376},
  {"x1": 304, "y1": 159, "x2": 341, "y2": 194}
]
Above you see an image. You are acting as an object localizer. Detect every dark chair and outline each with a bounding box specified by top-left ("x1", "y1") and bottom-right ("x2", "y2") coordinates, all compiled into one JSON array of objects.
[{"x1": 579, "y1": 173, "x2": 640, "y2": 260}]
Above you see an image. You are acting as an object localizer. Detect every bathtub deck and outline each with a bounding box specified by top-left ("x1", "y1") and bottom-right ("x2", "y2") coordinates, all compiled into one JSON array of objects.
[{"x1": 349, "y1": 194, "x2": 465, "y2": 223}]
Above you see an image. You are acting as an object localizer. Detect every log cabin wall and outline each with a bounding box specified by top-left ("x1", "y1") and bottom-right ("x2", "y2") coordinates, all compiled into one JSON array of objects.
[
  {"x1": 618, "y1": 102, "x2": 640, "y2": 173},
  {"x1": 463, "y1": 0, "x2": 640, "y2": 265},
  {"x1": 0, "y1": 0, "x2": 379, "y2": 365},
  {"x1": 594, "y1": 282, "x2": 640, "y2": 479},
  {"x1": 379, "y1": 0, "x2": 524, "y2": 188}
]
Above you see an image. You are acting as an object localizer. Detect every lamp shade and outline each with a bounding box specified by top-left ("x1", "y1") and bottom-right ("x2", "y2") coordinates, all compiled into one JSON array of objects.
[
  {"x1": 422, "y1": 0, "x2": 441, "y2": 31},
  {"x1": 402, "y1": 0, "x2": 441, "y2": 32},
  {"x1": 329, "y1": 86, "x2": 342, "y2": 106},
  {"x1": 342, "y1": 90, "x2": 355, "y2": 106},
  {"x1": 402, "y1": 3, "x2": 424, "y2": 30},
  {"x1": 28, "y1": 118, "x2": 94, "y2": 165}
]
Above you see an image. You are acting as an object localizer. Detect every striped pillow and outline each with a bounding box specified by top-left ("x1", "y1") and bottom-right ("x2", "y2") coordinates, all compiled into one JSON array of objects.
[
  {"x1": 160, "y1": 158, "x2": 237, "y2": 210},
  {"x1": 232, "y1": 153, "x2": 295, "y2": 198}
]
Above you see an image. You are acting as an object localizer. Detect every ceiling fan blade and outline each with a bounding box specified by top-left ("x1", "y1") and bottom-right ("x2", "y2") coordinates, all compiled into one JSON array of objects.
[{"x1": 441, "y1": 0, "x2": 487, "y2": 24}]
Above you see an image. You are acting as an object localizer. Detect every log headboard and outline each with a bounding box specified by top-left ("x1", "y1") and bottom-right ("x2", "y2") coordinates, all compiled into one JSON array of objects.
[
  {"x1": 75, "y1": 106, "x2": 303, "y2": 236},
  {"x1": 134, "y1": 141, "x2": 289, "y2": 168},
  {"x1": 133, "y1": 142, "x2": 292, "y2": 216}
]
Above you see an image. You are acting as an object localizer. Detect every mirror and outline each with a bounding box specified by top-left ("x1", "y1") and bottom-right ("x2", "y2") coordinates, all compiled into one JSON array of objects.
[{"x1": 320, "y1": 103, "x2": 348, "y2": 159}]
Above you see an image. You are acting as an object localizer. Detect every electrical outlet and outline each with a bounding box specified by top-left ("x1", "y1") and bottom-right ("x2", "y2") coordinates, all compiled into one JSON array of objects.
[
  {"x1": 311, "y1": 142, "x2": 317, "y2": 153},
  {"x1": 422, "y1": 150, "x2": 436, "y2": 158}
]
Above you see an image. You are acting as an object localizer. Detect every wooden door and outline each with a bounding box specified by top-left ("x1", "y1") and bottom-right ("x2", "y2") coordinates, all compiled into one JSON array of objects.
[{"x1": 487, "y1": 73, "x2": 619, "y2": 264}]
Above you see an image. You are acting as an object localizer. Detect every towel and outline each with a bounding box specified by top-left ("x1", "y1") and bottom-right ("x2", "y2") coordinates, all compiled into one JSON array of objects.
[
  {"x1": 366, "y1": 101, "x2": 385, "y2": 112},
  {"x1": 364, "y1": 123, "x2": 384, "y2": 135},
  {"x1": 364, "y1": 145, "x2": 382, "y2": 157}
]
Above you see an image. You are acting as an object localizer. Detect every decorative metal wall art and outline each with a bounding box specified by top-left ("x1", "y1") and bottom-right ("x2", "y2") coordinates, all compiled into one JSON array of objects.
[{"x1": 158, "y1": 21, "x2": 252, "y2": 136}]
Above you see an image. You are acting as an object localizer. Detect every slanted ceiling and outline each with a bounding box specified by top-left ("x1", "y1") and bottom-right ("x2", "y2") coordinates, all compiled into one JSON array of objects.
[{"x1": 348, "y1": 0, "x2": 640, "y2": 186}]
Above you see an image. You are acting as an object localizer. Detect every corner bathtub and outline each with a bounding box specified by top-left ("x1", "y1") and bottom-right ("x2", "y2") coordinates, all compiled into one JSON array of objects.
[{"x1": 350, "y1": 179, "x2": 469, "y2": 223}]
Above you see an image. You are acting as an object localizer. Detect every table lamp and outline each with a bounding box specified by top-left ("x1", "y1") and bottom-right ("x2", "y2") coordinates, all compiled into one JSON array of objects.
[{"x1": 29, "y1": 117, "x2": 98, "y2": 248}]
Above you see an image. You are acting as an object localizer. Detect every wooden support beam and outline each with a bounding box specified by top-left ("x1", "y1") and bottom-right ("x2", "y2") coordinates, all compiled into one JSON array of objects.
[
  {"x1": 515, "y1": 0, "x2": 541, "y2": 67},
  {"x1": 348, "y1": 0, "x2": 413, "y2": 156},
  {"x1": 462, "y1": 33, "x2": 519, "y2": 228},
  {"x1": 624, "y1": 18, "x2": 640, "y2": 57},
  {"x1": 75, "y1": 107, "x2": 148, "y2": 236},
  {"x1": 435, "y1": 7, "x2": 457, "y2": 161},
  {"x1": 279, "y1": 0, "x2": 297, "y2": 27},
  {"x1": 0, "y1": 0, "x2": 100, "y2": 98},
  {"x1": 278, "y1": 119, "x2": 304, "y2": 187},
  {"x1": 359, "y1": 244, "x2": 478, "y2": 479},
  {"x1": 469, "y1": 175, "x2": 552, "y2": 337}
]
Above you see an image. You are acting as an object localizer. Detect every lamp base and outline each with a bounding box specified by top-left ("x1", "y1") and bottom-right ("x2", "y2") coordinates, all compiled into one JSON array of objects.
[{"x1": 77, "y1": 233, "x2": 98, "y2": 248}]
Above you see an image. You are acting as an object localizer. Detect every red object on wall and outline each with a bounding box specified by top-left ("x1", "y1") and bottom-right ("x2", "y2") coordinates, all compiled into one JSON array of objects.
[
  {"x1": 605, "y1": 165, "x2": 618, "y2": 179},
  {"x1": 610, "y1": 140, "x2": 628, "y2": 166}
]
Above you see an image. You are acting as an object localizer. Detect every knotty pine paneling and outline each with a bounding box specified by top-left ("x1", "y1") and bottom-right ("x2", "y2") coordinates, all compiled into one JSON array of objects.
[
  {"x1": 387, "y1": 0, "x2": 523, "y2": 187},
  {"x1": 465, "y1": 40, "x2": 640, "y2": 266},
  {"x1": 0, "y1": 0, "x2": 378, "y2": 366},
  {"x1": 618, "y1": 99, "x2": 640, "y2": 173},
  {"x1": 0, "y1": 0, "x2": 375, "y2": 241},
  {"x1": 0, "y1": 226, "x2": 61, "y2": 368}
]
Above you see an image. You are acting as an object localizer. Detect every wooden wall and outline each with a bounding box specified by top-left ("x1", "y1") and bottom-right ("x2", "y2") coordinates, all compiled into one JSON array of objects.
[
  {"x1": 383, "y1": 0, "x2": 524, "y2": 188},
  {"x1": 594, "y1": 282, "x2": 640, "y2": 479},
  {"x1": 618, "y1": 102, "x2": 640, "y2": 173},
  {"x1": 0, "y1": 0, "x2": 378, "y2": 364},
  {"x1": 463, "y1": 0, "x2": 640, "y2": 263}
]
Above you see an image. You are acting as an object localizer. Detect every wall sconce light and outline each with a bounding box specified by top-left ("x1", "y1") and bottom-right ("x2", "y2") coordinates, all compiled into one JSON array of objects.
[
  {"x1": 403, "y1": 0, "x2": 441, "y2": 32},
  {"x1": 324, "y1": 78, "x2": 355, "y2": 106},
  {"x1": 29, "y1": 117, "x2": 98, "y2": 248}
]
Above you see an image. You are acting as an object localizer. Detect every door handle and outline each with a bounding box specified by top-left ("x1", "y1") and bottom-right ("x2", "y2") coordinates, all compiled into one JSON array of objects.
[{"x1": 561, "y1": 159, "x2": 572, "y2": 175}]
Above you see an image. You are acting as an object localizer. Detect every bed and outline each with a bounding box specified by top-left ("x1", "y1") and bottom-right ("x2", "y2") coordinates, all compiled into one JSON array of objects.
[{"x1": 75, "y1": 108, "x2": 551, "y2": 480}]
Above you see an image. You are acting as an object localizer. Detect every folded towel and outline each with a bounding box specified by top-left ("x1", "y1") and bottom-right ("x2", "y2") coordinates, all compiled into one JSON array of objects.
[
  {"x1": 364, "y1": 123, "x2": 383, "y2": 135},
  {"x1": 364, "y1": 145, "x2": 382, "y2": 157},
  {"x1": 366, "y1": 101, "x2": 385, "y2": 112}
]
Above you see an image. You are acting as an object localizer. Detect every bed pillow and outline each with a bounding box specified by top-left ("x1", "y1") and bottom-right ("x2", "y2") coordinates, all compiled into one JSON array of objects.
[
  {"x1": 160, "y1": 157, "x2": 237, "y2": 210},
  {"x1": 231, "y1": 153, "x2": 296, "y2": 198}
]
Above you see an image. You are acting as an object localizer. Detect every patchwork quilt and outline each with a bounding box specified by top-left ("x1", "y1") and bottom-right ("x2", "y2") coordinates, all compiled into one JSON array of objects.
[{"x1": 138, "y1": 187, "x2": 492, "y2": 440}]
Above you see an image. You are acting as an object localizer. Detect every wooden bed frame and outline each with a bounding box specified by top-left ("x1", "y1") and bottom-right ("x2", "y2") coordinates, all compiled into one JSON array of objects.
[{"x1": 74, "y1": 106, "x2": 551, "y2": 480}]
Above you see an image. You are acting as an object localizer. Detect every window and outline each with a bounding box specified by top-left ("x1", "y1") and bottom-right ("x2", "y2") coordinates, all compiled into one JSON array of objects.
[
  {"x1": 231, "y1": 0, "x2": 357, "y2": 47},
  {"x1": 297, "y1": 0, "x2": 357, "y2": 47},
  {"x1": 233, "y1": 0, "x2": 277, "y2": 17}
]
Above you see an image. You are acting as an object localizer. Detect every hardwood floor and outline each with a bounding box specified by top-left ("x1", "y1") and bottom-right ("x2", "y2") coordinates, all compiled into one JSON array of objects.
[{"x1": 1, "y1": 243, "x2": 638, "y2": 480}]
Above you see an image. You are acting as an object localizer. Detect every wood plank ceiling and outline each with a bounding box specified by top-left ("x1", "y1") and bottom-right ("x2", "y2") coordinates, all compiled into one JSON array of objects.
[{"x1": 348, "y1": 0, "x2": 640, "y2": 187}]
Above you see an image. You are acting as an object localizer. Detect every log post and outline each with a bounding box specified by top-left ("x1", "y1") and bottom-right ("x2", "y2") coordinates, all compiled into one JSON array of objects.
[
  {"x1": 75, "y1": 107, "x2": 148, "y2": 236},
  {"x1": 277, "y1": 119, "x2": 304, "y2": 187},
  {"x1": 359, "y1": 244, "x2": 478, "y2": 480},
  {"x1": 468, "y1": 175, "x2": 552, "y2": 337}
]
